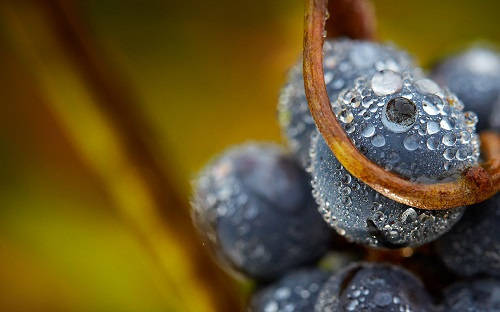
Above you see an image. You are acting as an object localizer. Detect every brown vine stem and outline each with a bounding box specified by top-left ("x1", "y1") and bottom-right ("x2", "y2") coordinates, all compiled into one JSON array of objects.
[{"x1": 304, "y1": 0, "x2": 500, "y2": 210}]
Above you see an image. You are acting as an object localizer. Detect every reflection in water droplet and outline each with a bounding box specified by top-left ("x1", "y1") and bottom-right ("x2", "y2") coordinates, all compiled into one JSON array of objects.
[
  {"x1": 464, "y1": 111, "x2": 478, "y2": 128},
  {"x1": 339, "y1": 109, "x2": 354, "y2": 123}
]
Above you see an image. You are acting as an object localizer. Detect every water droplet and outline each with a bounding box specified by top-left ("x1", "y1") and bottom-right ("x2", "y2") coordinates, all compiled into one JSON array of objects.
[
  {"x1": 444, "y1": 148, "x2": 456, "y2": 160},
  {"x1": 371, "y1": 70, "x2": 403, "y2": 96},
  {"x1": 346, "y1": 299, "x2": 359, "y2": 311},
  {"x1": 422, "y1": 96, "x2": 440, "y2": 115},
  {"x1": 382, "y1": 97, "x2": 417, "y2": 133},
  {"x1": 440, "y1": 117, "x2": 455, "y2": 130},
  {"x1": 403, "y1": 134, "x2": 420, "y2": 151},
  {"x1": 361, "y1": 124, "x2": 376, "y2": 138},
  {"x1": 456, "y1": 147, "x2": 468, "y2": 160},
  {"x1": 345, "y1": 124, "x2": 356, "y2": 134},
  {"x1": 401, "y1": 208, "x2": 417, "y2": 224},
  {"x1": 339, "y1": 109, "x2": 354, "y2": 123},
  {"x1": 415, "y1": 78, "x2": 440, "y2": 94},
  {"x1": 442, "y1": 133, "x2": 457, "y2": 146},
  {"x1": 350, "y1": 95, "x2": 362, "y2": 108},
  {"x1": 374, "y1": 210, "x2": 385, "y2": 223},
  {"x1": 371, "y1": 134, "x2": 386, "y2": 147},
  {"x1": 426, "y1": 136, "x2": 440, "y2": 150},
  {"x1": 426, "y1": 121, "x2": 440, "y2": 135},
  {"x1": 464, "y1": 111, "x2": 478, "y2": 128},
  {"x1": 264, "y1": 301, "x2": 278, "y2": 312},
  {"x1": 459, "y1": 131, "x2": 471, "y2": 143}
]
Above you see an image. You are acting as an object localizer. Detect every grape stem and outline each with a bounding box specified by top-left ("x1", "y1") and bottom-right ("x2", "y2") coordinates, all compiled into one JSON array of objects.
[{"x1": 303, "y1": 0, "x2": 500, "y2": 210}]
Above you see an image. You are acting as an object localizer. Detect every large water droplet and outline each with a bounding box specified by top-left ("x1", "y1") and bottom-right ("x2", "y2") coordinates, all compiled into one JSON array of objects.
[
  {"x1": 371, "y1": 135, "x2": 386, "y2": 147},
  {"x1": 361, "y1": 124, "x2": 376, "y2": 138},
  {"x1": 371, "y1": 70, "x2": 403, "y2": 96},
  {"x1": 382, "y1": 97, "x2": 417, "y2": 133},
  {"x1": 444, "y1": 148, "x2": 456, "y2": 160},
  {"x1": 426, "y1": 136, "x2": 440, "y2": 150},
  {"x1": 426, "y1": 121, "x2": 440, "y2": 135},
  {"x1": 401, "y1": 208, "x2": 417, "y2": 224},
  {"x1": 422, "y1": 95, "x2": 441, "y2": 115},
  {"x1": 440, "y1": 117, "x2": 455, "y2": 130},
  {"x1": 442, "y1": 133, "x2": 457, "y2": 146},
  {"x1": 415, "y1": 78, "x2": 440, "y2": 94},
  {"x1": 403, "y1": 134, "x2": 420, "y2": 151}
]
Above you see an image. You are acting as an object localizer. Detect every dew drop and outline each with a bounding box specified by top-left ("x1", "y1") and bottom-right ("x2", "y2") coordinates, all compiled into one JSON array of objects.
[
  {"x1": 464, "y1": 111, "x2": 479, "y2": 128},
  {"x1": 415, "y1": 78, "x2": 440, "y2": 94},
  {"x1": 345, "y1": 124, "x2": 356, "y2": 134},
  {"x1": 442, "y1": 133, "x2": 457, "y2": 146},
  {"x1": 459, "y1": 131, "x2": 471, "y2": 143},
  {"x1": 371, "y1": 70, "x2": 403, "y2": 96},
  {"x1": 426, "y1": 121, "x2": 440, "y2": 135},
  {"x1": 426, "y1": 136, "x2": 440, "y2": 150},
  {"x1": 361, "y1": 124, "x2": 376, "y2": 138},
  {"x1": 440, "y1": 117, "x2": 455, "y2": 130},
  {"x1": 371, "y1": 134, "x2": 386, "y2": 147},
  {"x1": 456, "y1": 147, "x2": 468, "y2": 161},
  {"x1": 350, "y1": 95, "x2": 362, "y2": 108},
  {"x1": 403, "y1": 134, "x2": 420, "y2": 151},
  {"x1": 422, "y1": 96, "x2": 440, "y2": 115},
  {"x1": 444, "y1": 148, "x2": 456, "y2": 160},
  {"x1": 339, "y1": 109, "x2": 354, "y2": 124}
]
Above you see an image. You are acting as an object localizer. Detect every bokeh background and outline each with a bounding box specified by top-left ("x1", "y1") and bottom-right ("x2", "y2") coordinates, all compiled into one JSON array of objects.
[{"x1": 0, "y1": 1, "x2": 499, "y2": 311}]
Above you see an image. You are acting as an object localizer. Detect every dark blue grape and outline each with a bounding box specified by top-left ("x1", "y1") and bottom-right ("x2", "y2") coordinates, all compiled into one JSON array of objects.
[
  {"x1": 431, "y1": 47, "x2": 500, "y2": 131},
  {"x1": 278, "y1": 38, "x2": 414, "y2": 167},
  {"x1": 441, "y1": 279, "x2": 500, "y2": 312},
  {"x1": 249, "y1": 268, "x2": 329, "y2": 312},
  {"x1": 435, "y1": 193, "x2": 500, "y2": 277},
  {"x1": 309, "y1": 68, "x2": 479, "y2": 248},
  {"x1": 192, "y1": 143, "x2": 332, "y2": 281},
  {"x1": 314, "y1": 262, "x2": 435, "y2": 312}
]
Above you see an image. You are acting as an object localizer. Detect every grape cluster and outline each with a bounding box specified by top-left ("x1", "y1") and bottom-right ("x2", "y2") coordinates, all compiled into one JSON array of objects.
[{"x1": 191, "y1": 39, "x2": 500, "y2": 311}]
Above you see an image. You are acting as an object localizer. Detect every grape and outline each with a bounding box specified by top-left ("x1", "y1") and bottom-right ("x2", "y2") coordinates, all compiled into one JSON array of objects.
[
  {"x1": 278, "y1": 38, "x2": 414, "y2": 167},
  {"x1": 431, "y1": 47, "x2": 500, "y2": 131},
  {"x1": 192, "y1": 143, "x2": 332, "y2": 281},
  {"x1": 310, "y1": 69, "x2": 477, "y2": 247},
  {"x1": 314, "y1": 262, "x2": 435, "y2": 312},
  {"x1": 249, "y1": 268, "x2": 329, "y2": 311},
  {"x1": 435, "y1": 193, "x2": 500, "y2": 277},
  {"x1": 441, "y1": 278, "x2": 500, "y2": 312}
]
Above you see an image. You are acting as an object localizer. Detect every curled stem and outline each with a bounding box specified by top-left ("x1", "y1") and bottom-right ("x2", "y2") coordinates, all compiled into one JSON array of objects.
[{"x1": 303, "y1": 0, "x2": 500, "y2": 210}]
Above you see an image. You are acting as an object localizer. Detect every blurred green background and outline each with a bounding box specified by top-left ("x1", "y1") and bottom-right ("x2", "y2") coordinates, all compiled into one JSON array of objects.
[{"x1": 0, "y1": 1, "x2": 498, "y2": 311}]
